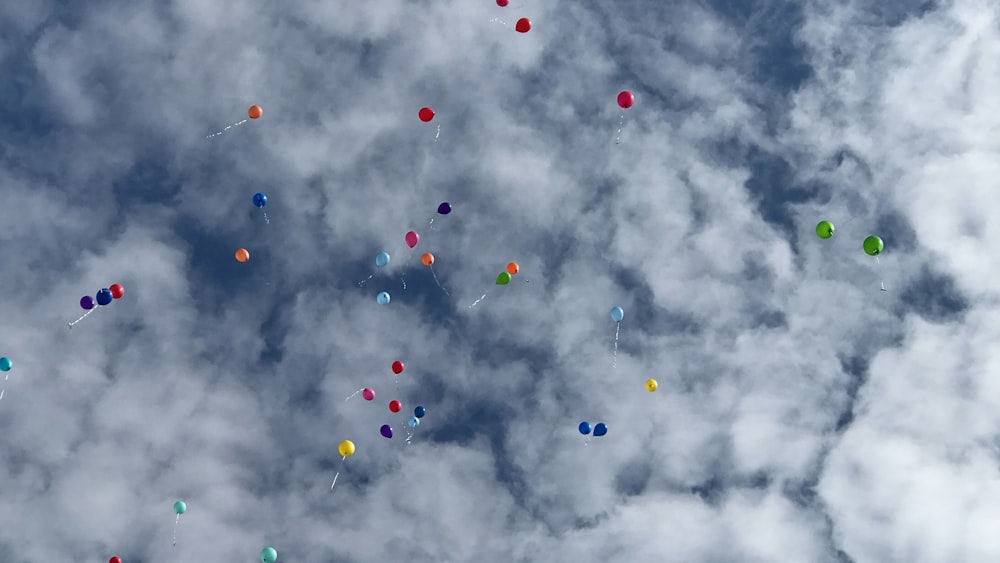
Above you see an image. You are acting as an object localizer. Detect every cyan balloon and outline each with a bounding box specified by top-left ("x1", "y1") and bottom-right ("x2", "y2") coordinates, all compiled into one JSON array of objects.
[
  {"x1": 261, "y1": 547, "x2": 278, "y2": 563},
  {"x1": 408, "y1": 417, "x2": 420, "y2": 429},
  {"x1": 377, "y1": 292, "x2": 391, "y2": 305},
  {"x1": 375, "y1": 251, "x2": 391, "y2": 267},
  {"x1": 0, "y1": 357, "x2": 11, "y2": 372},
  {"x1": 173, "y1": 500, "x2": 187, "y2": 514},
  {"x1": 610, "y1": 306, "x2": 624, "y2": 322}
]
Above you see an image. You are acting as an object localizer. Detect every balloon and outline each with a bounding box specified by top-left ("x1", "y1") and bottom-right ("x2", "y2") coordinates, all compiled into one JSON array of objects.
[
  {"x1": 80, "y1": 296, "x2": 95, "y2": 310},
  {"x1": 421, "y1": 252, "x2": 435, "y2": 266},
  {"x1": 515, "y1": 17, "x2": 531, "y2": 33},
  {"x1": 506, "y1": 262, "x2": 519, "y2": 275},
  {"x1": 405, "y1": 231, "x2": 420, "y2": 248},
  {"x1": 235, "y1": 248, "x2": 250, "y2": 263},
  {"x1": 617, "y1": 91, "x2": 635, "y2": 109},
  {"x1": 593, "y1": 423, "x2": 608, "y2": 437},
  {"x1": 863, "y1": 235, "x2": 884, "y2": 256},
  {"x1": 414, "y1": 405, "x2": 426, "y2": 418},
  {"x1": 389, "y1": 399, "x2": 402, "y2": 413},
  {"x1": 261, "y1": 547, "x2": 278, "y2": 563},
  {"x1": 610, "y1": 306, "x2": 624, "y2": 322},
  {"x1": 173, "y1": 501, "x2": 186, "y2": 515},
  {"x1": 377, "y1": 292, "x2": 391, "y2": 305},
  {"x1": 816, "y1": 220, "x2": 834, "y2": 239},
  {"x1": 338, "y1": 439, "x2": 356, "y2": 458},
  {"x1": 392, "y1": 360, "x2": 405, "y2": 375},
  {"x1": 110, "y1": 557, "x2": 122, "y2": 563},
  {"x1": 96, "y1": 288, "x2": 113, "y2": 306},
  {"x1": 496, "y1": 272, "x2": 512, "y2": 285},
  {"x1": 408, "y1": 416, "x2": 420, "y2": 429},
  {"x1": 578, "y1": 421, "x2": 592, "y2": 435},
  {"x1": 253, "y1": 193, "x2": 268, "y2": 208},
  {"x1": 0, "y1": 357, "x2": 11, "y2": 372},
  {"x1": 419, "y1": 107, "x2": 435, "y2": 122},
  {"x1": 645, "y1": 378, "x2": 658, "y2": 392},
  {"x1": 362, "y1": 387, "x2": 376, "y2": 401},
  {"x1": 375, "y1": 251, "x2": 390, "y2": 267},
  {"x1": 497, "y1": 0, "x2": 508, "y2": 5},
  {"x1": 109, "y1": 283, "x2": 125, "y2": 299},
  {"x1": 437, "y1": 202, "x2": 452, "y2": 215},
  {"x1": 380, "y1": 424, "x2": 393, "y2": 439},
  {"x1": 248, "y1": 105, "x2": 263, "y2": 119}
]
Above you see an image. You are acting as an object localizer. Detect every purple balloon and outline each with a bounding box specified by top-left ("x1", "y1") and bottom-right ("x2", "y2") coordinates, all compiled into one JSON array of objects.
[
  {"x1": 380, "y1": 424, "x2": 393, "y2": 439},
  {"x1": 80, "y1": 296, "x2": 95, "y2": 310},
  {"x1": 437, "y1": 202, "x2": 452, "y2": 215}
]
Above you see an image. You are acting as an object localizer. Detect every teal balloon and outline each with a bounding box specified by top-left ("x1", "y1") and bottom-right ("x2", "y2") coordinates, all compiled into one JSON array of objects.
[
  {"x1": 261, "y1": 547, "x2": 278, "y2": 563},
  {"x1": 173, "y1": 500, "x2": 186, "y2": 514},
  {"x1": 408, "y1": 416, "x2": 420, "y2": 429},
  {"x1": 375, "y1": 252, "x2": 390, "y2": 267},
  {"x1": 0, "y1": 357, "x2": 11, "y2": 372},
  {"x1": 610, "y1": 306, "x2": 624, "y2": 322},
  {"x1": 377, "y1": 292, "x2": 391, "y2": 305}
]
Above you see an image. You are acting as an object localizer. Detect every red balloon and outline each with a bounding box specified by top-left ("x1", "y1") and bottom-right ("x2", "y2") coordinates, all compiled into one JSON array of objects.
[
  {"x1": 496, "y1": 0, "x2": 509, "y2": 5},
  {"x1": 617, "y1": 90, "x2": 635, "y2": 109},
  {"x1": 389, "y1": 399, "x2": 402, "y2": 413},
  {"x1": 109, "y1": 283, "x2": 125, "y2": 299},
  {"x1": 418, "y1": 107, "x2": 435, "y2": 122},
  {"x1": 110, "y1": 557, "x2": 123, "y2": 563},
  {"x1": 515, "y1": 18, "x2": 531, "y2": 33},
  {"x1": 391, "y1": 360, "x2": 405, "y2": 375}
]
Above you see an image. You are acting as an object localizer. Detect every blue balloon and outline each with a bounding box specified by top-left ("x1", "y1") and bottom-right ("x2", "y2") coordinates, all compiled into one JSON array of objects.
[
  {"x1": 375, "y1": 251, "x2": 391, "y2": 267},
  {"x1": 96, "y1": 288, "x2": 113, "y2": 306},
  {"x1": 578, "y1": 421, "x2": 592, "y2": 435},
  {"x1": 593, "y1": 422, "x2": 608, "y2": 437},
  {"x1": 437, "y1": 202, "x2": 452, "y2": 215},
  {"x1": 414, "y1": 406, "x2": 426, "y2": 418},
  {"x1": 377, "y1": 292, "x2": 391, "y2": 305},
  {"x1": 408, "y1": 416, "x2": 420, "y2": 429},
  {"x1": 0, "y1": 357, "x2": 11, "y2": 372},
  {"x1": 253, "y1": 193, "x2": 268, "y2": 208},
  {"x1": 610, "y1": 306, "x2": 624, "y2": 322}
]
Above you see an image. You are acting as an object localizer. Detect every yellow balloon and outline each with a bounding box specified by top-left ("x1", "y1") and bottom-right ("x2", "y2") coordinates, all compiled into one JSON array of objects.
[
  {"x1": 645, "y1": 378, "x2": 658, "y2": 392},
  {"x1": 338, "y1": 440, "x2": 356, "y2": 458}
]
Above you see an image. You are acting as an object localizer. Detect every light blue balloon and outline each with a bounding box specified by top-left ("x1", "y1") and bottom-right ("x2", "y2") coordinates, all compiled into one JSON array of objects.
[
  {"x1": 377, "y1": 292, "x2": 391, "y2": 305},
  {"x1": 0, "y1": 357, "x2": 11, "y2": 372},
  {"x1": 610, "y1": 306, "x2": 624, "y2": 322},
  {"x1": 408, "y1": 416, "x2": 420, "y2": 429},
  {"x1": 375, "y1": 251, "x2": 391, "y2": 267}
]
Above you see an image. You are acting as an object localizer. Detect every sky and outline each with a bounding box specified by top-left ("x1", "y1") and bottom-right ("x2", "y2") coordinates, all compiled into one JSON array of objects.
[{"x1": 0, "y1": 0, "x2": 998, "y2": 561}]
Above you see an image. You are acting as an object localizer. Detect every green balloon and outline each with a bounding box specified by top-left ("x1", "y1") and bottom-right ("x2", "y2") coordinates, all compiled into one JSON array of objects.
[
  {"x1": 863, "y1": 235, "x2": 884, "y2": 256},
  {"x1": 173, "y1": 500, "x2": 187, "y2": 514},
  {"x1": 496, "y1": 272, "x2": 511, "y2": 285},
  {"x1": 816, "y1": 220, "x2": 835, "y2": 239},
  {"x1": 261, "y1": 547, "x2": 278, "y2": 563}
]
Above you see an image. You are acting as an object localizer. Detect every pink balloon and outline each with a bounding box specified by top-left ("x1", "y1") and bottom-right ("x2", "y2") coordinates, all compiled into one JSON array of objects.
[
  {"x1": 405, "y1": 230, "x2": 419, "y2": 248},
  {"x1": 362, "y1": 388, "x2": 375, "y2": 401},
  {"x1": 496, "y1": 0, "x2": 508, "y2": 5},
  {"x1": 617, "y1": 91, "x2": 635, "y2": 109}
]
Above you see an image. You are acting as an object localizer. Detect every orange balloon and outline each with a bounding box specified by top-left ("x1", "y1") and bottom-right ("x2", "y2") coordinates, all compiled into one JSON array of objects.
[
  {"x1": 506, "y1": 261, "x2": 520, "y2": 275},
  {"x1": 248, "y1": 105, "x2": 263, "y2": 119},
  {"x1": 421, "y1": 252, "x2": 435, "y2": 266},
  {"x1": 235, "y1": 248, "x2": 250, "y2": 262}
]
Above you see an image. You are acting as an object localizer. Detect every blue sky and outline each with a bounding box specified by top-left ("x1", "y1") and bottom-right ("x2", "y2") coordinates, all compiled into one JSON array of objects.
[{"x1": 1, "y1": 0, "x2": 998, "y2": 561}]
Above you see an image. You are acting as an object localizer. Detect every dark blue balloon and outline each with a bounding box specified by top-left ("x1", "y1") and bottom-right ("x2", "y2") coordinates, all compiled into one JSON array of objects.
[
  {"x1": 578, "y1": 421, "x2": 592, "y2": 435},
  {"x1": 437, "y1": 202, "x2": 451, "y2": 215},
  {"x1": 414, "y1": 406, "x2": 426, "y2": 418},
  {"x1": 593, "y1": 423, "x2": 608, "y2": 437},
  {"x1": 253, "y1": 193, "x2": 268, "y2": 208},
  {"x1": 95, "y1": 288, "x2": 113, "y2": 306}
]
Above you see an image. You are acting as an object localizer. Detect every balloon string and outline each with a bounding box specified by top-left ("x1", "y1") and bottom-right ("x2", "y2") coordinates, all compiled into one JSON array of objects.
[
  {"x1": 329, "y1": 455, "x2": 348, "y2": 491},
  {"x1": 262, "y1": 210, "x2": 269, "y2": 224},
  {"x1": 357, "y1": 274, "x2": 374, "y2": 287},
  {"x1": 344, "y1": 388, "x2": 363, "y2": 402},
  {"x1": 400, "y1": 273, "x2": 407, "y2": 290},
  {"x1": 0, "y1": 372, "x2": 8, "y2": 402},
  {"x1": 205, "y1": 119, "x2": 248, "y2": 139},
  {"x1": 405, "y1": 428, "x2": 414, "y2": 444},
  {"x1": 469, "y1": 293, "x2": 487, "y2": 308},
  {"x1": 489, "y1": 17, "x2": 508, "y2": 27},
  {"x1": 434, "y1": 124, "x2": 441, "y2": 141},
  {"x1": 172, "y1": 514, "x2": 180, "y2": 546},
  {"x1": 874, "y1": 256, "x2": 887, "y2": 291},
  {"x1": 615, "y1": 112, "x2": 626, "y2": 144},
  {"x1": 68, "y1": 307, "x2": 98, "y2": 328},
  {"x1": 430, "y1": 268, "x2": 450, "y2": 296},
  {"x1": 612, "y1": 322, "x2": 621, "y2": 368}
]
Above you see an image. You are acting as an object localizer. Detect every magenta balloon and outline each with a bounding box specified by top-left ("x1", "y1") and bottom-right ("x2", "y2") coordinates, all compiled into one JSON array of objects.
[
  {"x1": 617, "y1": 90, "x2": 635, "y2": 109},
  {"x1": 380, "y1": 424, "x2": 393, "y2": 439},
  {"x1": 405, "y1": 230, "x2": 419, "y2": 248},
  {"x1": 362, "y1": 388, "x2": 376, "y2": 401}
]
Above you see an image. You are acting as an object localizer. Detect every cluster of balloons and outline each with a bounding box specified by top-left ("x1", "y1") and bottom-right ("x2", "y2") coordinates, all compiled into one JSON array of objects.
[
  {"x1": 815, "y1": 220, "x2": 885, "y2": 290},
  {"x1": 69, "y1": 283, "x2": 125, "y2": 328},
  {"x1": 578, "y1": 421, "x2": 609, "y2": 437},
  {"x1": 496, "y1": 261, "x2": 520, "y2": 285},
  {"x1": 381, "y1": 406, "x2": 426, "y2": 439}
]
